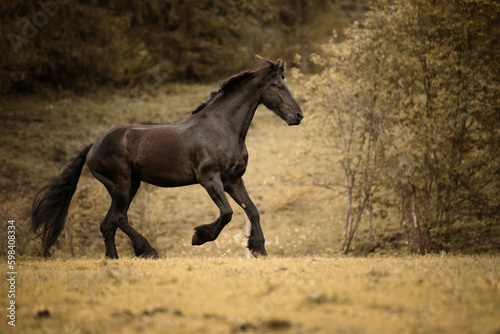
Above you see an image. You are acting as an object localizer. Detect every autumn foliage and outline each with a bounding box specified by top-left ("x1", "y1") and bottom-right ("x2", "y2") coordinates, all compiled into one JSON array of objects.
[{"x1": 300, "y1": 0, "x2": 500, "y2": 254}]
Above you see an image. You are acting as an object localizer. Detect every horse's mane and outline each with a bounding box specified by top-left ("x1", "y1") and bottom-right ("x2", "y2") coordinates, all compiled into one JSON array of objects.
[
  {"x1": 191, "y1": 91, "x2": 219, "y2": 114},
  {"x1": 191, "y1": 56, "x2": 275, "y2": 115}
]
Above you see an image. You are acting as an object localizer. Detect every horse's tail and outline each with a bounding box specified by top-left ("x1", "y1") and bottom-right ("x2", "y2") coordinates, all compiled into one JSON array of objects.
[{"x1": 30, "y1": 144, "x2": 93, "y2": 256}]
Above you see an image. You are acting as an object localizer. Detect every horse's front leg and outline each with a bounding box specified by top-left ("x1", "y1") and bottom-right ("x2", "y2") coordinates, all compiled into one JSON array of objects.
[
  {"x1": 192, "y1": 174, "x2": 233, "y2": 246},
  {"x1": 226, "y1": 177, "x2": 267, "y2": 257}
]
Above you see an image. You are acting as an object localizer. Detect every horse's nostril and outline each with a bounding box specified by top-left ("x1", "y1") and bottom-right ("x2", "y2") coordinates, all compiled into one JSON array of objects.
[{"x1": 296, "y1": 112, "x2": 304, "y2": 120}]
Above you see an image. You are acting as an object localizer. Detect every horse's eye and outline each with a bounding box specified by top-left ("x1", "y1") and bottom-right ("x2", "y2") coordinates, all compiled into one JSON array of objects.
[{"x1": 278, "y1": 85, "x2": 284, "y2": 90}]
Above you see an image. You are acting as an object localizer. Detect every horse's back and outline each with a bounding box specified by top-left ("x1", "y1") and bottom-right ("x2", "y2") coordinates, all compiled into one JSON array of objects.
[{"x1": 88, "y1": 123, "x2": 200, "y2": 187}]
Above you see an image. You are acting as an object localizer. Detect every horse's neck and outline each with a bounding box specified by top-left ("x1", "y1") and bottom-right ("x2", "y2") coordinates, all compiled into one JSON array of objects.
[{"x1": 218, "y1": 81, "x2": 262, "y2": 141}]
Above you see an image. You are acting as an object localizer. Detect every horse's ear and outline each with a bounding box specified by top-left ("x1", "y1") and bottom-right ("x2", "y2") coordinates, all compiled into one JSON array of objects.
[
  {"x1": 255, "y1": 55, "x2": 274, "y2": 68},
  {"x1": 273, "y1": 60, "x2": 281, "y2": 72},
  {"x1": 273, "y1": 59, "x2": 285, "y2": 76}
]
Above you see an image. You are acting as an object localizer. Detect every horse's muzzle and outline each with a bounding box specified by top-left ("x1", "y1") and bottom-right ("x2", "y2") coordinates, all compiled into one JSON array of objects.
[{"x1": 288, "y1": 112, "x2": 303, "y2": 126}]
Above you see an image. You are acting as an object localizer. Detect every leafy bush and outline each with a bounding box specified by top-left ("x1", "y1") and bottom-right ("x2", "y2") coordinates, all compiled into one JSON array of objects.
[{"x1": 299, "y1": 0, "x2": 500, "y2": 254}]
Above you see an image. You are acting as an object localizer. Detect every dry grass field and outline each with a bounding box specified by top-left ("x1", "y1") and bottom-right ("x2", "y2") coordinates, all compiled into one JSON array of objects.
[{"x1": 1, "y1": 256, "x2": 499, "y2": 334}]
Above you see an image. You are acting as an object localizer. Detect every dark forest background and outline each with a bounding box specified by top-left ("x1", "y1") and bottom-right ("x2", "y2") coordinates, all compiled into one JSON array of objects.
[
  {"x1": 1, "y1": 0, "x2": 499, "y2": 256},
  {"x1": 1, "y1": 0, "x2": 366, "y2": 94}
]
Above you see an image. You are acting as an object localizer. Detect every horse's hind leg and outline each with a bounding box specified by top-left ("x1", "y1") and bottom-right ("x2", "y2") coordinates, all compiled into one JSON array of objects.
[
  {"x1": 111, "y1": 182, "x2": 158, "y2": 259},
  {"x1": 100, "y1": 210, "x2": 119, "y2": 259},
  {"x1": 93, "y1": 170, "x2": 157, "y2": 259}
]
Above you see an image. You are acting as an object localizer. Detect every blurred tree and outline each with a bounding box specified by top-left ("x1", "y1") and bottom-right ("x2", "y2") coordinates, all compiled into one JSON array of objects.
[
  {"x1": 1, "y1": 0, "x2": 356, "y2": 94},
  {"x1": 2, "y1": 0, "x2": 133, "y2": 92},
  {"x1": 302, "y1": 0, "x2": 500, "y2": 254},
  {"x1": 302, "y1": 50, "x2": 384, "y2": 254}
]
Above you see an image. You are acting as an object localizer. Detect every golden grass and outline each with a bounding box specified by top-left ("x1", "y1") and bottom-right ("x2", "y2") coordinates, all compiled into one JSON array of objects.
[{"x1": 2, "y1": 256, "x2": 499, "y2": 334}]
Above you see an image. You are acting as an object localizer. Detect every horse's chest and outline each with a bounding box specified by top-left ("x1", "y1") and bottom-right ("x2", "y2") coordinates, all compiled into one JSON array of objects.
[{"x1": 224, "y1": 147, "x2": 248, "y2": 177}]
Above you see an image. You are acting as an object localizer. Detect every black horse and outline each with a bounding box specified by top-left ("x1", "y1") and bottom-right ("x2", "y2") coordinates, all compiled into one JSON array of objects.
[{"x1": 30, "y1": 56, "x2": 303, "y2": 259}]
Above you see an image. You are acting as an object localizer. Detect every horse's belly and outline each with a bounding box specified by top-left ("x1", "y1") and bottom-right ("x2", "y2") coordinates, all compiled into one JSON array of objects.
[
  {"x1": 138, "y1": 169, "x2": 197, "y2": 188},
  {"x1": 133, "y1": 154, "x2": 197, "y2": 188}
]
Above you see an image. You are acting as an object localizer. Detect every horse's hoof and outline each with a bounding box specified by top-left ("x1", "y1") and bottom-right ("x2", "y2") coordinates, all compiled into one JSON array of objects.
[
  {"x1": 248, "y1": 239, "x2": 267, "y2": 258},
  {"x1": 249, "y1": 248, "x2": 267, "y2": 258},
  {"x1": 192, "y1": 225, "x2": 214, "y2": 246},
  {"x1": 192, "y1": 231, "x2": 207, "y2": 246},
  {"x1": 141, "y1": 249, "x2": 159, "y2": 259},
  {"x1": 105, "y1": 254, "x2": 119, "y2": 260}
]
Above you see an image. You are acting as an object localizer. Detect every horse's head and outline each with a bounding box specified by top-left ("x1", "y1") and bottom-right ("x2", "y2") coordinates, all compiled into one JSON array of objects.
[{"x1": 260, "y1": 57, "x2": 304, "y2": 126}]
